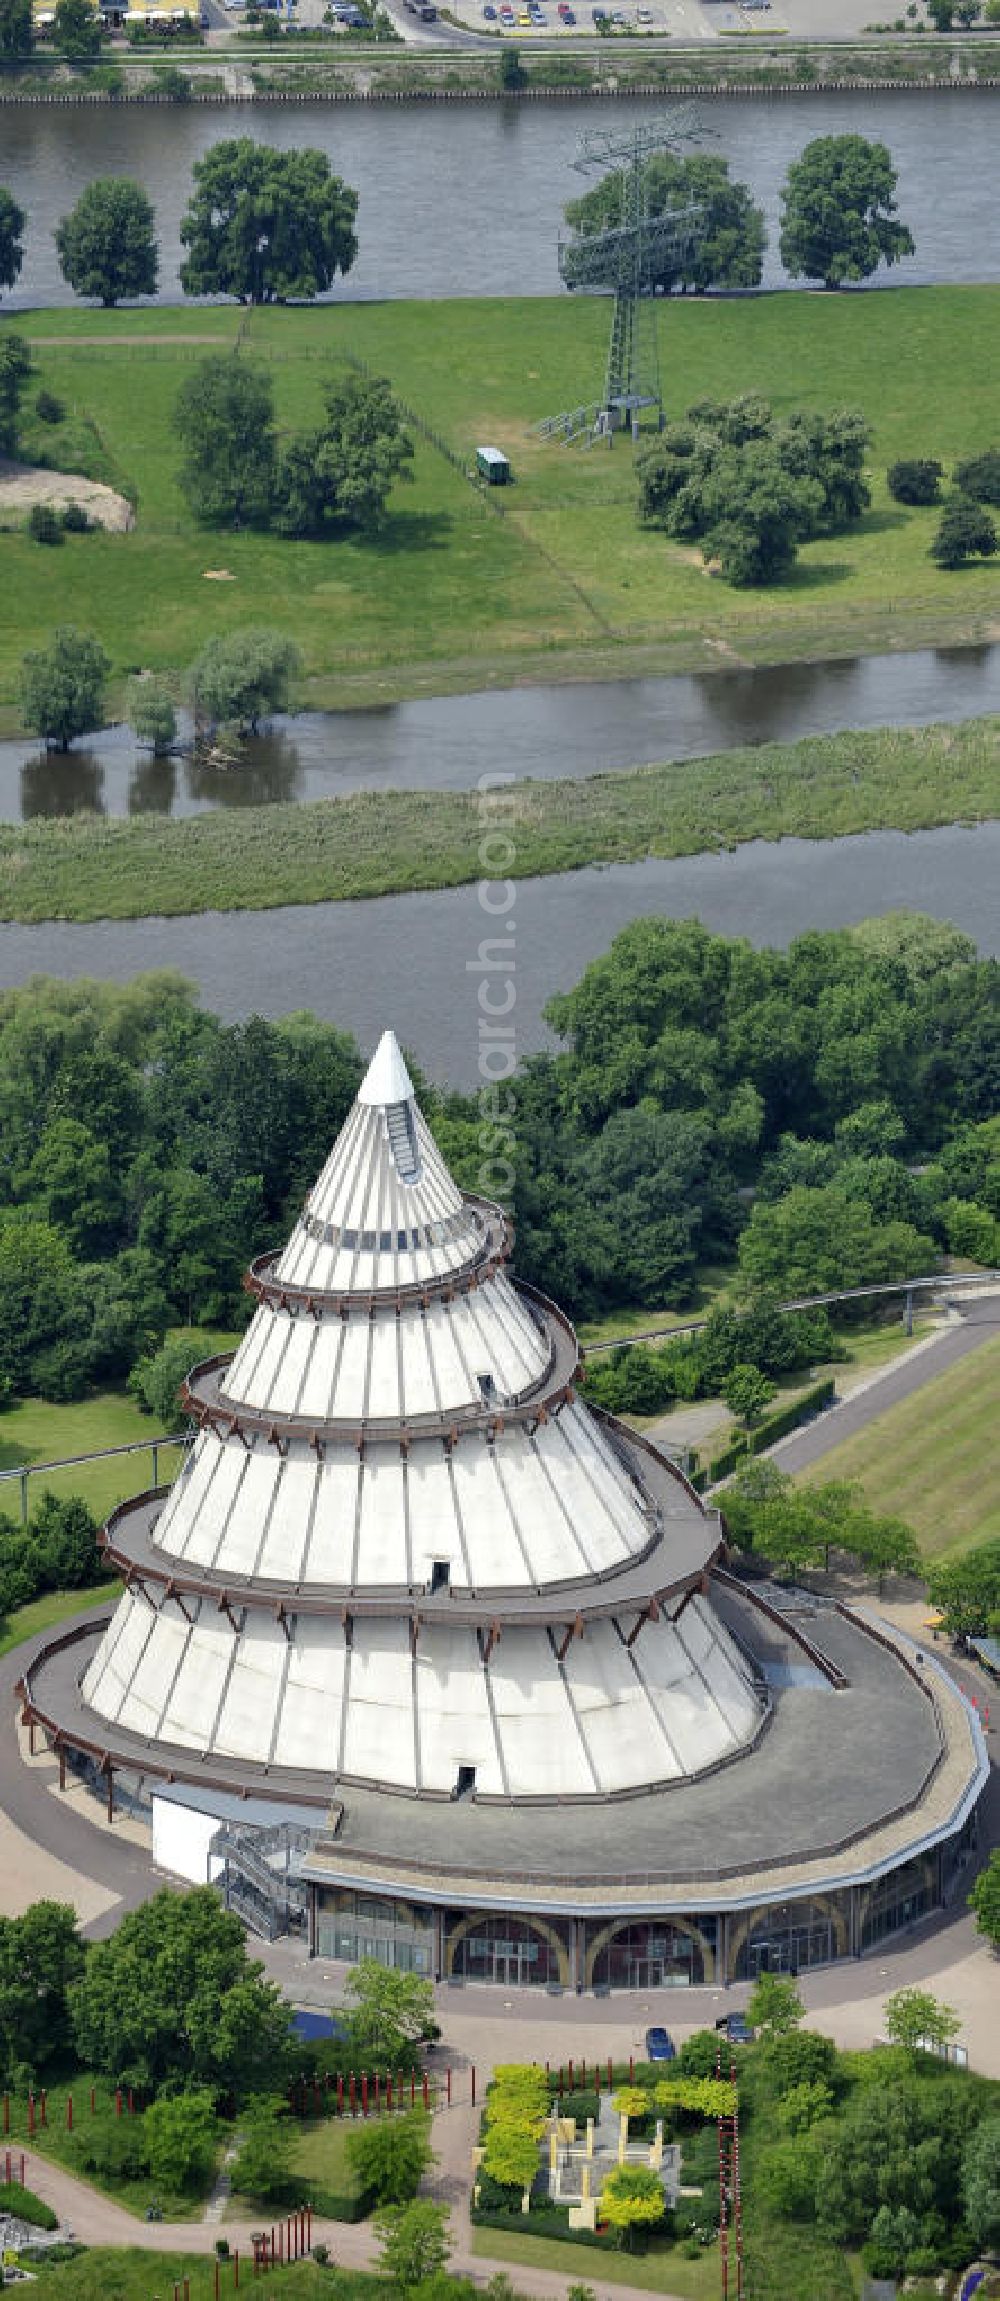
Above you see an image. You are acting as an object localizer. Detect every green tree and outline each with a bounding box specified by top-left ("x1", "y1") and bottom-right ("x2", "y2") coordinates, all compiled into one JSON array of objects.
[
  {"x1": 745, "y1": 1972, "x2": 804, "y2": 2037},
  {"x1": 229, "y1": 2096, "x2": 294, "y2": 2204},
  {"x1": 968, "y1": 1849, "x2": 1000, "y2": 1950},
  {"x1": 143, "y1": 2090, "x2": 219, "y2": 2192},
  {"x1": 127, "y1": 1333, "x2": 196, "y2": 1431},
  {"x1": 883, "y1": 1988, "x2": 960, "y2": 2057},
  {"x1": 190, "y1": 629, "x2": 299, "y2": 738},
  {"x1": 173, "y1": 356, "x2": 278, "y2": 529},
  {"x1": 737, "y1": 1183, "x2": 935, "y2": 1296},
  {"x1": 0, "y1": 191, "x2": 26, "y2": 291},
  {"x1": 128, "y1": 675, "x2": 178, "y2": 756},
  {"x1": 755, "y1": 2135, "x2": 822, "y2": 2220},
  {"x1": 962, "y1": 2115, "x2": 1000, "y2": 2249},
  {"x1": 0, "y1": 1902, "x2": 84, "y2": 2084},
  {"x1": 345, "y1": 2109, "x2": 433, "y2": 2206},
  {"x1": 499, "y1": 41, "x2": 526, "y2": 85},
  {"x1": 887, "y1": 458, "x2": 943, "y2": 506},
  {"x1": 0, "y1": 1218, "x2": 80, "y2": 1399},
  {"x1": 931, "y1": 493, "x2": 998, "y2": 569},
  {"x1": 20, "y1": 627, "x2": 110, "y2": 752},
  {"x1": 953, "y1": 449, "x2": 1000, "y2": 505},
  {"x1": 52, "y1": 0, "x2": 102, "y2": 55},
  {"x1": 54, "y1": 179, "x2": 157, "y2": 308},
  {"x1": 343, "y1": 1957, "x2": 435, "y2": 2064},
  {"x1": 0, "y1": 332, "x2": 32, "y2": 457},
  {"x1": 928, "y1": 1539, "x2": 1000, "y2": 1637},
  {"x1": 179, "y1": 140, "x2": 358, "y2": 305},
  {"x1": 565, "y1": 153, "x2": 765, "y2": 293},
  {"x1": 723, "y1": 1362, "x2": 776, "y2": 1426},
  {"x1": 274, "y1": 371, "x2": 414, "y2": 539},
  {"x1": 779, "y1": 135, "x2": 915, "y2": 288},
  {"x1": 598, "y1": 2164, "x2": 667, "y2": 2249},
  {"x1": 374, "y1": 2200, "x2": 451, "y2": 2287},
  {"x1": 68, "y1": 1887, "x2": 293, "y2": 2095}
]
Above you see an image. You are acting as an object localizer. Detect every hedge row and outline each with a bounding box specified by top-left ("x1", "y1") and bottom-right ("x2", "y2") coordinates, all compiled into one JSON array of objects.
[{"x1": 708, "y1": 1377, "x2": 836, "y2": 1484}]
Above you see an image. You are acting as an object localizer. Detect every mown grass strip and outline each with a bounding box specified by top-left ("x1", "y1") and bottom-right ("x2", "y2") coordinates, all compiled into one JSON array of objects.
[{"x1": 0, "y1": 717, "x2": 997, "y2": 924}]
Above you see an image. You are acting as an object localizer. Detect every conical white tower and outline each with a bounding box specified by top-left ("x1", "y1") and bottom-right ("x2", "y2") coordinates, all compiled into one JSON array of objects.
[{"x1": 78, "y1": 1033, "x2": 760, "y2": 1802}]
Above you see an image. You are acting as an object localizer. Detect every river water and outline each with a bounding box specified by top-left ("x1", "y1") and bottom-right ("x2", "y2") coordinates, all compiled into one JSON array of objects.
[
  {"x1": 3, "y1": 88, "x2": 1000, "y2": 307},
  {"x1": 6, "y1": 643, "x2": 1000, "y2": 818},
  {"x1": 1, "y1": 821, "x2": 996, "y2": 1084}
]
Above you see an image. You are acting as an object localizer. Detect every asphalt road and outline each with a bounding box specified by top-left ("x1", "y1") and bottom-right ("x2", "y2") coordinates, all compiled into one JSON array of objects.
[{"x1": 773, "y1": 1292, "x2": 1000, "y2": 1477}]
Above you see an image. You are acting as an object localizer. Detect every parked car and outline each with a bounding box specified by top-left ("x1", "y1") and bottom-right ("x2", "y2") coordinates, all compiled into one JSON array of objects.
[
  {"x1": 644, "y1": 2025, "x2": 677, "y2": 2062},
  {"x1": 483, "y1": 6, "x2": 497, "y2": 17},
  {"x1": 715, "y1": 2013, "x2": 754, "y2": 2043}
]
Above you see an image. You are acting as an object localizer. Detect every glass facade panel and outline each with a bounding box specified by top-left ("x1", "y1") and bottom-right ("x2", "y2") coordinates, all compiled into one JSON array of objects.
[
  {"x1": 316, "y1": 1886, "x2": 433, "y2": 1972},
  {"x1": 859, "y1": 1858, "x2": 934, "y2": 1952},
  {"x1": 733, "y1": 1895, "x2": 850, "y2": 1980},
  {"x1": 587, "y1": 1917, "x2": 717, "y2": 1990},
  {"x1": 448, "y1": 1912, "x2": 568, "y2": 1987}
]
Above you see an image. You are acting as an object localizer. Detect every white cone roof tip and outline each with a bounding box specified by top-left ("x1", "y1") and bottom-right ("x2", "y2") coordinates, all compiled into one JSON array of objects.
[{"x1": 358, "y1": 1030, "x2": 415, "y2": 1110}]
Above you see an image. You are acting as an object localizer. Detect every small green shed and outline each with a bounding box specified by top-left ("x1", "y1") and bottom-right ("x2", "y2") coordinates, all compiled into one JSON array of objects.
[{"x1": 476, "y1": 445, "x2": 512, "y2": 486}]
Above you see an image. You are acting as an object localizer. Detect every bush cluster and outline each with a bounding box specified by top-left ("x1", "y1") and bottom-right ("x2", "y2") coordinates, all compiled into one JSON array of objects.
[
  {"x1": 888, "y1": 441, "x2": 1000, "y2": 565},
  {"x1": 0, "y1": 1492, "x2": 104, "y2": 1628},
  {"x1": 637, "y1": 395, "x2": 870, "y2": 587}
]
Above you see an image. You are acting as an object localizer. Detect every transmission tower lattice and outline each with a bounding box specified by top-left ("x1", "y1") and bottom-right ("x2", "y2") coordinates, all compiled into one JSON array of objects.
[{"x1": 555, "y1": 109, "x2": 706, "y2": 443}]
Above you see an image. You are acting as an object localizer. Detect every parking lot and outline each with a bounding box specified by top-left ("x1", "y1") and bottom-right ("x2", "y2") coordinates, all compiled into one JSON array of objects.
[{"x1": 450, "y1": 0, "x2": 786, "y2": 42}]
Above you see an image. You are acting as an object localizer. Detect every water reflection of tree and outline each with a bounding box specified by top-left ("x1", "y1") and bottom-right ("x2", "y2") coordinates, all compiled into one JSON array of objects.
[
  {"x1": 21, "y1": 752, "x2": 105, "y2": 820},
  {"x1": 186, "y1": 730, "x2": 304, "y2": 812},
  {"x1": 129, "y1": 754, "x2": 178, "y2": 817}
]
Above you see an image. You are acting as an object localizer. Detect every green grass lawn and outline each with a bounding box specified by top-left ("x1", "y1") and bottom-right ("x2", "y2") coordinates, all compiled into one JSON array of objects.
[
  {"x1": 228, "y1": 2115, "x2": 363, "y2": 2224},
  {"x1": 798, "y1": 1329, "x2": 1000, "y2": 1559},
  {"x1": 0, "y1": 2083, "x2": 217, "y2": 2222},
  {"x1": 470, "y1": 2223, "x2": 720, "y2": 2296},
  {"x1": 0, "y1": 2252, "x2": 362, "y2": 2301},
  {"x1": 0, "y1": 1582, "x2": 121, "y2": 1664},
  {"x1": 0, "y1": 1328, "x2": 239, "y2": 1520},
  {"x1": 3, "y1": 288, "x2": 1000, "y2": 728}
]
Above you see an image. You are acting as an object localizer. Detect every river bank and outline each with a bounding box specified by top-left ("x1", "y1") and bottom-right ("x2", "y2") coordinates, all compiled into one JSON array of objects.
[
  {"x1": 0, "y1": 717, "x2": 996, "y2": 923},
  {"x1": 2, "y1": 36, "x2": 1000, "y2": 102}
]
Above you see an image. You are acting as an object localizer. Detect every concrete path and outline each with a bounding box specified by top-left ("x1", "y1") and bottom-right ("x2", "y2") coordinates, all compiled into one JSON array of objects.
[
  {"x1": 772, "y1": 1291, "x2": 1000, "y2": 1476},
  {"x1": 15, "y1": 2139, "x2": 696, "y2": 2301}
]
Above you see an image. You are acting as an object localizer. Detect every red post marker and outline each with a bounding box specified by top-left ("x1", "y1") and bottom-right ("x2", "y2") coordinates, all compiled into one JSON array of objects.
[
  {"x1": 558, "y1": 2066, "x2": 564, "y2": 2093},
  {"x1": 337, "y1": 2075, "x2": 344, "y2": 2116},
  {"x1": 362, "y1": 2073, "x2": 369, "y2": 2118},
  {"x1": 115, "y1": 2089, "x2": 122, "y2": 2119},
  {"x1": 422, "y1": 2073, "x2": 429, "y2": 2111},
  {"x1": 374, "y1": 2072, "x2": 381, "y2": 2113},
  {"x1": 233, "y1": 2250, "x2": 239, "y2": 2289},
  {"x1": 90, "y1": 2088, "x2": 95, "y2": 2115},
  {"x1": 27, "y1": 2095, "x2": 35, "y2": 2138},
  {"x1": 307, "y1": 2206, "x2": 312, "y2": 2249},
  {"x1": 387, "y1": 2075, "x2": 394, "y2": 2112},
  {"x1": 214, "y1": 2259, "x2": 220, "y2": 2301},
  {"x1": 568, "y1": 2060, "x2": 574, "y2": 2090},
  {"x1": 40, "y1": 2090, "x2": 47, "y2": 2128},
  {"x1": 471, "y1": 2066, "x2": 476, "y2": 2108},
  {"x1": 629, "y1": 2056, "x2": 634, "y2": 2083},
  {"x1": 446, "y1": 2068, "x2": 452, "y2": 2106},
  {"x1": 127, "y1": 2089, "x2": 134, "y2": 2118},
  {"x1": 607, "y1": 2057, "x2": 612, "y2": 2088},
  {"x1": 67, "y1": 2095, "x2": 73, "y2": 2131},
  {"x1": 349, "y1": 2073, "x2": 356, "y2": 2117}
]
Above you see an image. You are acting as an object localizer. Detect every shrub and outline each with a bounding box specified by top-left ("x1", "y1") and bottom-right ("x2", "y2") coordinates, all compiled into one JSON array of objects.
[
  {"x1": 953, "y1": 447, "x2": 1000, "y2": 505},
  {"x1": 887, "y1": 457, "x2": 943, "y2": 505},
  {"x1": 35, "y1": 389, "x2": 66, "y2": 425},
  {"x1": 312, "y1": 2244, "x2": 329, "y2": 2266},
  {"x1": 27, "y1": 502, "x2": 64, "y2": 546},
  {"x1": 931, "y1": 493, "x2": 998, "y2": 568},
  {"x1": 61, "y1": 501, "x2": 93, "y2": 534}
]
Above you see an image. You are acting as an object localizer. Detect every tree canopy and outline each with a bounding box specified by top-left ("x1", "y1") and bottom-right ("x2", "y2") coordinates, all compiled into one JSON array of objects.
[
  {"x1": 779, "y1": 134, "x2": 915, "y2": 289},
  {"x1": 969, "y1": 1849, "x2": 1000, "y2": 1950},
  {"x1": 19, "y1": 627, "x2": 111, "y2": 752},
  {"x1": 0, "y1": 331, "x2": 31, "y2": 458},
  {"x1": 68, "y1": 1886, "x2": 293, "y2": 2095},
  {"x1": 274, "y1": 370, "x2": 414, "y2": 538},
  {"x1": 0, "y1": 190, "x2": 26, "y2": 294},
  {"x1": 179, "y1": 140, "x2": 358, "y2": 305},
  {"x1": 52, "y1": 0, "x2": 102, "y2": 55},
  {"x1": 637, "y1": 395, "x2": 870, "y2": 587},
  {"x1": 190, "y1": 628, "x2": 299, "y2": 736},
  {"x1": 54, "y1": 179, "x2": 158, "y2": 309},
  {"x1": 174, "y1": 356, "x2": 278, "y2": 529},
  {"x1": 0, "y1": 0, "x2": 33, "y2": 58},
  {"x1": 564, "y1": 152, "x2": 765, "y2": 294},
  {"x1": 0, "y1": 1902, "x2": 84, "y2": 2085},
  {"x1": 343, "y1": 1957, "x2": 436, "y2": 2064}
]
